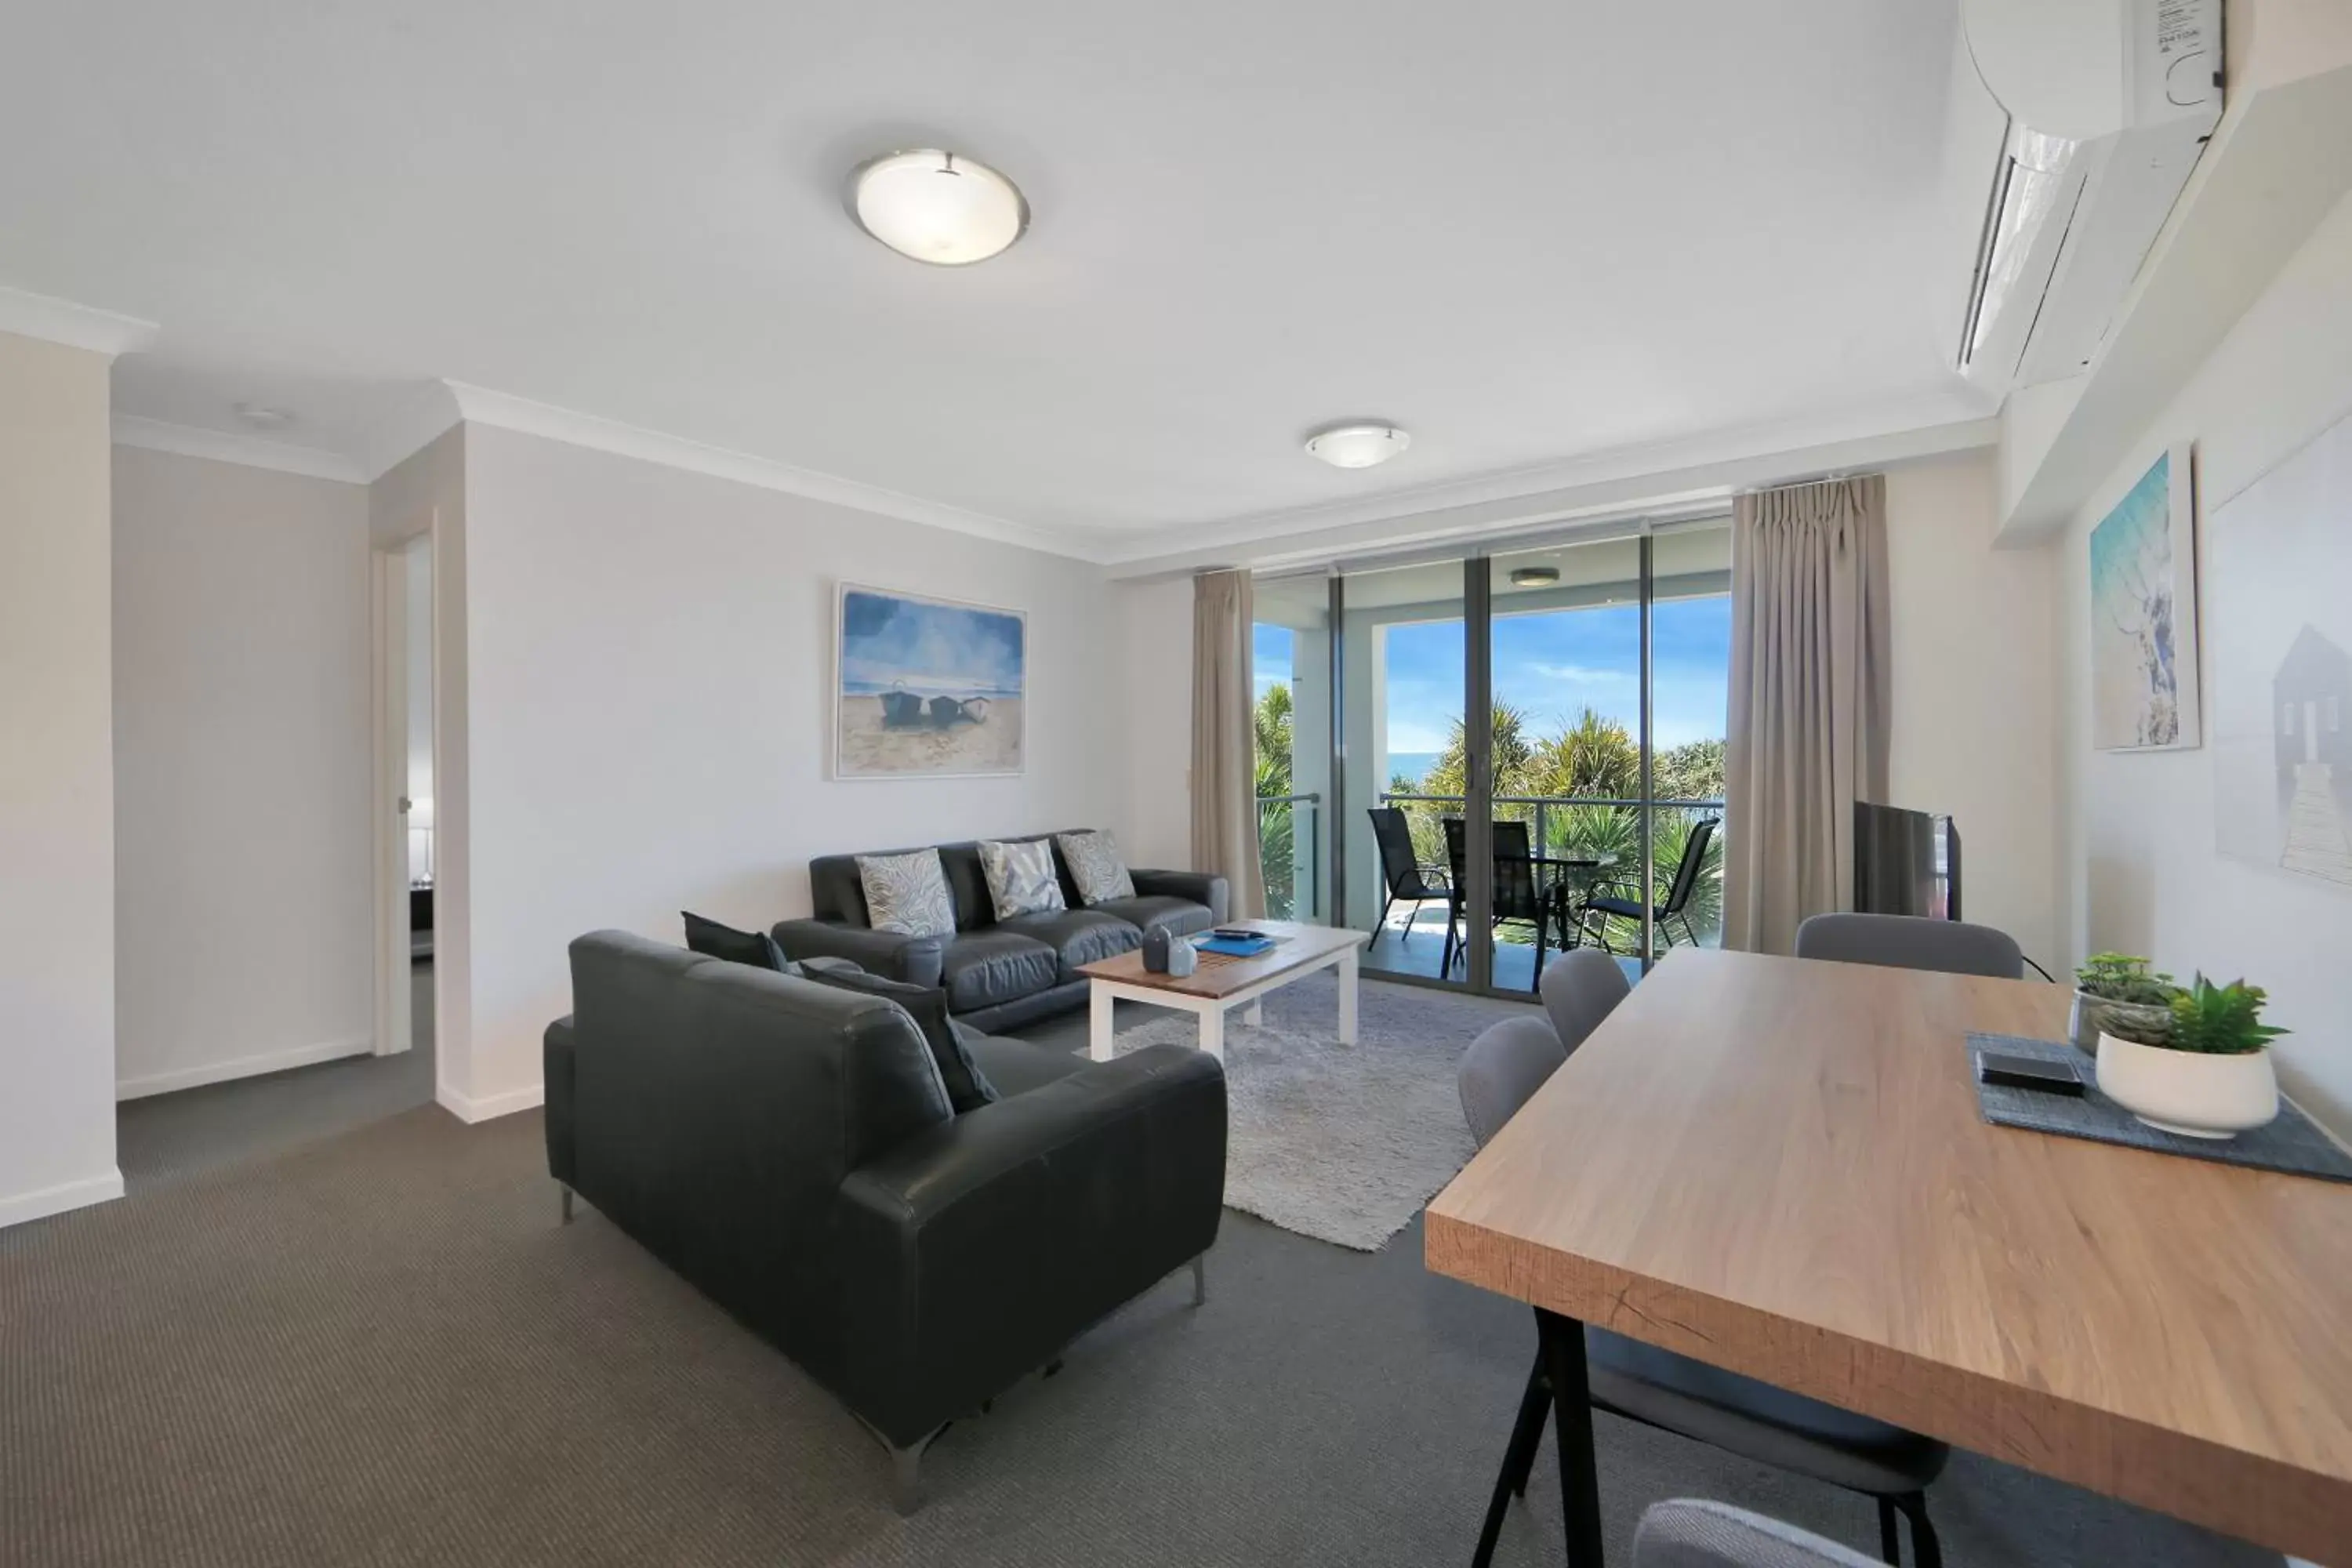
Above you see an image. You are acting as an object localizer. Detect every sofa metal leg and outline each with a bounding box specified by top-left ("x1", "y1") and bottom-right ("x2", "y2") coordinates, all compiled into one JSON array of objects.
[
  {"x1": 559, "y1": 1184, "x2": 575, "y2": 1225},
  {"x1": 890, "y1": 1442, "x2": 924, "y2": 1515},
  {"x1": 1189, "y1": 1254, "x2": 1207, "y2": 1307}
]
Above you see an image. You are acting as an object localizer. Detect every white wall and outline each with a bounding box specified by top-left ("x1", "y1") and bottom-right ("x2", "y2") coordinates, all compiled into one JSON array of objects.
[
  {"x1": 111, "y1": 445, "x2": 375, "y2": 1097},
  {"x1": 1884, "y1": 451, "x2": 2059, "y2": 969},
  {"x1": 2056, "y1": 187, "x2": 2352, "y2": 1131},
  {"x1": 449, "y1": 424, "x2": 1127, "y2": 1116},
  {"x1": 0, "y1": 331, "x2": 120, "y2": 1227}
]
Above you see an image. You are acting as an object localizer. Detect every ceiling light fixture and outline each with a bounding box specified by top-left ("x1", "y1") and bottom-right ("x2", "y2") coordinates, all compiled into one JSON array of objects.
[
  {"x1": 1508, "y1": 565, "x2": 1562, "y2": 588},
  {"x1": 234, "y1": 402, "x2": 293, "y2": 429},
  {"x1": 1305, "y1": 423, "x2": 1410, "y2": 470},
  {"x1": 848, "y1": 149, "x2": 1029, "y2": 266}
]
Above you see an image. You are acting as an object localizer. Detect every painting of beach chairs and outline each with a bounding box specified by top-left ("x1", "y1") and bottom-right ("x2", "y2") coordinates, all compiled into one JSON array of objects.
[{"x1": 836, "y1": 584, "x2": 1025, "y2": 779}]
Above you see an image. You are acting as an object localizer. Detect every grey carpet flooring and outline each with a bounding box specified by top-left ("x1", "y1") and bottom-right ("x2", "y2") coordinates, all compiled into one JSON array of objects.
[
  {"x1": 114, "y1": 964, "x2": 436, "y2": 1192},
  {"x1": 2, "y1": 978, "x2": 2278, "y2": 1567}
]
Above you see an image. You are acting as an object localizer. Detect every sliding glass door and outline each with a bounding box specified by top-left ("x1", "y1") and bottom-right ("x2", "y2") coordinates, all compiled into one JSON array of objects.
[{"x1": 1254, "y1": 517, "x2": 1730, "y2": 998}]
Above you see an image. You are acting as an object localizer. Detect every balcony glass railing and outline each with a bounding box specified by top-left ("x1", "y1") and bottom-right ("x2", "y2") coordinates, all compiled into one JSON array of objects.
[
  {"x1": 1376, "y1": 791, "x2": 1725, "y2": 950},
  {"x1": 1255, "y1": 792, "x2": 1320, "y2": 920}
]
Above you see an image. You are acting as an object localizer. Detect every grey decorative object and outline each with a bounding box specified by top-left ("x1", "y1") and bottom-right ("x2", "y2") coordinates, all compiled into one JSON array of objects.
[
  {"x1": 1055, "y1": 829, "x2": 1135, "y2": 905},
  {"x1": 855, "y1": 849, "x2": 956, "y2": 938},
  {"x1": 1967, "y1": 1033, "x2": 2352, "y2": 1182},
  {"x1": 978, "y1": 838, "x2": 1065, "y2": 921}
]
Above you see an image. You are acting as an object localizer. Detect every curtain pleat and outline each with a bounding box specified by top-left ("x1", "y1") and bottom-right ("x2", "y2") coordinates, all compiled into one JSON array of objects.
[
  {"x1": 1722, "y1": 475, "x2": 1891, "y2": 955},
  {"x1": 1190, "y1": 570, "x2": 1269, "y2": 920}
]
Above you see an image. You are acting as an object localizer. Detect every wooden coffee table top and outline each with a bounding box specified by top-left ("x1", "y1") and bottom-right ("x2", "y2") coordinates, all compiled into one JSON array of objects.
[
  {"x1": 1079, "y1": 919, "x2": 1366, "y2": 1000},
  {"x1": 1425, "y1": 947, "x2": 2352, "y2": 1562}
]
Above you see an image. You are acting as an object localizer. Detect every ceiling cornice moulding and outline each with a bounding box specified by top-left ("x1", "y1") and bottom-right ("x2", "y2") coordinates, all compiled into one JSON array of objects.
[
  {"x1": 438, "y1": 381, "x2": 1086, "y2": 558},
  {"x1": 1099, "y1": 393, "x2": 1998, "y2": 568},
  {"x1": 0, "y1": 283, "x2": 159, "y2": 358},
  {"x1": 113, "y1": 414, "x2": 368, "y2": 483},
  {"x1": 1102, "y1": 408, "x2": 2000, "y2": 579}
]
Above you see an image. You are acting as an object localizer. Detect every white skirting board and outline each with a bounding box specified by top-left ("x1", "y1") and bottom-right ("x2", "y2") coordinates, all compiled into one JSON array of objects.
[
  {"x1": 435, "y1": 1080, "x2": 543, "y2": 1123},
  {"x1": 0, "y1": 1169, "x2": 124, "y2": 1230},
  {"x1": 115, "y1": 1035, "x2": 376, "y2": 1101}
]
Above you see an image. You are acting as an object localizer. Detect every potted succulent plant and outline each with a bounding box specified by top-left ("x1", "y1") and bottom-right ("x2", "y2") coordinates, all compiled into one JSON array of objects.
[
  {"x1": 2069, "y1": 953, "x2": 2176, "y2": 1054},
  {"x1": 2095, "y1": 973, "x2": 2288, "y2": 1139}
]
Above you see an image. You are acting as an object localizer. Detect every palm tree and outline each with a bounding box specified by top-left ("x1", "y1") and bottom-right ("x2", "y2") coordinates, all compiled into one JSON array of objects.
[{"x1": 1254, "y1": 684, "x2": 1296, "y2": 915}]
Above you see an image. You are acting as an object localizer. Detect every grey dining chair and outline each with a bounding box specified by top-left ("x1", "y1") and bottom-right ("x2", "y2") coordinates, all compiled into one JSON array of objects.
[
  {"x1": 1793, "y1": 913, "x2": 2023, "y2": 979},
  {"x1": 1635, "y1": 1500, "x2": 1886, "y2": 1568},
  {"x1": 1457, "y1": 953, "x2": 1947, "y2": 1568}
]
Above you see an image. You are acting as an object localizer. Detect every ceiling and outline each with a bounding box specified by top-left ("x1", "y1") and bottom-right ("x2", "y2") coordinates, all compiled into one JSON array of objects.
[{"x1": 2, "y1": 1, "x2": 1988, "y2": 555}]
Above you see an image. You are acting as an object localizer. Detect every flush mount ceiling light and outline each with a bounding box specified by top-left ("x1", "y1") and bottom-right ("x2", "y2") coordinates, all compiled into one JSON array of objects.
[
  {"x1": 234, "y1": 402, "x2": 292, "y2": 429},
  {"x1": 1305, "y1": 423, "x2": 1410, "y2": 470},
  {"x1": 1508, "y1": 565, "x2": 1562, "y2": 588},
  {"x1": 848, "y1": 149, "x2": 1029, "y2": 266}
]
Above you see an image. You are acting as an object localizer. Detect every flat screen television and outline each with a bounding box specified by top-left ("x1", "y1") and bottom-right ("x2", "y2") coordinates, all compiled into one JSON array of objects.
[{"x1": 1853, "y1": 801, "x2": 1961, "y2": 920}]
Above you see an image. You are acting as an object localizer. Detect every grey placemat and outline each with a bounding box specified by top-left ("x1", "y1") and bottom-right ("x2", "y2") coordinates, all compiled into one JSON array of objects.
[{"x1": 1966, "y1": 1032, "x2": 2352, "y2": 1183}]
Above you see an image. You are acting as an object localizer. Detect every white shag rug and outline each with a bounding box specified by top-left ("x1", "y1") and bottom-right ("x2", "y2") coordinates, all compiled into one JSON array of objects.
[{"x1": 1112, "y1": 971, "x2": 1537, "y2": 1252}]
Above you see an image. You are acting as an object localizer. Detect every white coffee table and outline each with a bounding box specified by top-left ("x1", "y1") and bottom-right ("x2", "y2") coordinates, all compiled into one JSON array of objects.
[{"x1": 1076, "y1": 919, "x2": 1370, "y2": 1063}]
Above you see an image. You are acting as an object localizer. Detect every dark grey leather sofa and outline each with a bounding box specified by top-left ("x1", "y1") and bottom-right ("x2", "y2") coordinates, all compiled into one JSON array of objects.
[
  {"x1": 544, "y1": 931, "x2": 1226, "y2": 1508},
  {"x1": 773, "y1": 831, "x2": 1229, "y2": 1033}
]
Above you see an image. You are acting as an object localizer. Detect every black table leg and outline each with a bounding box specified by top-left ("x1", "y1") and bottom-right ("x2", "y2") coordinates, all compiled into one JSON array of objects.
[{"x1": 1536, "y1": 1308, "x2": 1604, "y2": 1566}]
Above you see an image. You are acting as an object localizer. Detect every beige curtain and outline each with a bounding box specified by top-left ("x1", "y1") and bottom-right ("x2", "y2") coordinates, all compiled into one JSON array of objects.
[
  {"x1": 1190, "y1": 569, "x2": 1268, "y2": 920},
  {"x1": 1721, "y1": 474, "x2": 1891, "y2": 956}
]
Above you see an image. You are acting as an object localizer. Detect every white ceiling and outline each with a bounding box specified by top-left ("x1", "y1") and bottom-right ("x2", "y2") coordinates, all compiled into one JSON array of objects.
[{"x1": 2, "y1": 1, "x2": 1988, "y2": 554}]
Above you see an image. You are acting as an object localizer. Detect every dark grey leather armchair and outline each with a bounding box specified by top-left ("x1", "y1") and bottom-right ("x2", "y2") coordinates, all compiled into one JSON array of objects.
[
  {"x1": 544, "y1": 931, "x2": 1227, "y2": 1508},
  {"x1": 775, "y1": 832, "x2": 1229, "y2": 1032}
]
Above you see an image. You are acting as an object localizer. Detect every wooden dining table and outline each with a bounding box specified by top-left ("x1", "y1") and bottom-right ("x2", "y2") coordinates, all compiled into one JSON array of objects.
[{"x1": 1424, "y1": 946, "x2": 2352, "y2": 1564}]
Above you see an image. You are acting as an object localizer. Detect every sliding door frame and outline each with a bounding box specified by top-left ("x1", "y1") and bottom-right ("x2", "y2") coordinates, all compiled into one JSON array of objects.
[{"x1": 1278, "y1": 507, "x2": 1726, "y2": 1000}]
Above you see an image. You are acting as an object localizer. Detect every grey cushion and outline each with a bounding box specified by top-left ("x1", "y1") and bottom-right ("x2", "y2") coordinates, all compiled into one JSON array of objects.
[
  {"x1": 1055, "y1": 829, "x2": 1136, "y2": 904},
  {"x1": 995, "y1": 907, "x2": 1144, "y2": 980},
  {"x1": 978, "y1": 837, "x2": 1067, "y2": 920},
  {"x1": 1590, "y1": 1331, "x2": 1949, "y2": 1496},
  {"x1": 857, "y1": 849, "x2": 957, "y2": 938},
  {"x1": 1633, "y1": 1500, "x2": 1882, "y2": 1568},
  {"x1": 966, "y1": 1033, "x2": 1092, "y2": 1100},
  {"x1": 936, "y1": 929, "x2": 1059, "y2": 1013},
  {"x1": 1091, "y1": 894, "x2": 1216, "y2": 940},
  {"x1": 1793, "y1": 912, "x2": 2023, "y2": 979}
]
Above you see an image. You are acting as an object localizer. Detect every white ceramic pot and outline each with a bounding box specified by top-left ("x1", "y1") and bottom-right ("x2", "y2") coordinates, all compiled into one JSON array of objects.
[{"x1": 2095, "y1": 1032, "x2": 2278, "y2": 1139}]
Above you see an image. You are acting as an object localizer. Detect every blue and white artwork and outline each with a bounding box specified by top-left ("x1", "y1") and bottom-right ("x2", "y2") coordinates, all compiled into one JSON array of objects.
[
  {"x1": 2089, "y1": 444, "x2": 2201, "y2": 750},
  {"x1": 836, "y1": 584, "x2": 1026, "y2": 778}
]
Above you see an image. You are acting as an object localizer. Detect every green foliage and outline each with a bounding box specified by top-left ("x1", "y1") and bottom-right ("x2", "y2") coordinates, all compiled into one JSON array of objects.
[
  {"x1": 1253, "y1": 682, "x2": 1298, "y2": 916},
  {"x1": 1530, "y1": 708, "x2": 1639, "y2": 801},
  {"x1": 2165, "y1": 974, "x2": 2288, "y2": 1056},
  {"x1": 1654, "y1": 738, "x2": 1727, "y2": 803},
  {"x1": 2101, "y1": 1003, "x2": 2175, "y2": 1047},
  {"x1": 2074, "y1": 953, "x2": 2179, "y2": 1007}
]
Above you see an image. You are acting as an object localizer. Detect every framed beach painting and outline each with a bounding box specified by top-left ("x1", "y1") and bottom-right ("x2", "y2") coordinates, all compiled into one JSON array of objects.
[
  {"x1": 2089, "y1": 441, "x2": 2201, "y2": 751},
  {"x1": 834, "y1": 583, "x2": 1026, "y2": 779},
  {"x1": 2209, "y1": 408, "x2": 2352, "y2": 891}
]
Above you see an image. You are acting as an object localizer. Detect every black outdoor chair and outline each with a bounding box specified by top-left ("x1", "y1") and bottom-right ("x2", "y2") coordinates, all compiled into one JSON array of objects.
[
  {"x1": 1574, "y1": 816, "x2": 1719, "y2": 955},
  {"x1": 1442, "y1": 818, "x2": 1559, "y2": 985},
  {"x1": 1367, "y1": 807, "x2": 1451, "y2": 945}
]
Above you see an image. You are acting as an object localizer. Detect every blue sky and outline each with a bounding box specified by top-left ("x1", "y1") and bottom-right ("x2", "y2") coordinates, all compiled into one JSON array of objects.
[
  {"x1": 841, "y1": 589, "x2": 1025, "y2": 697},
  {"x1": 1254, "y1": 597, "x2": 1730, "y2": 759}
]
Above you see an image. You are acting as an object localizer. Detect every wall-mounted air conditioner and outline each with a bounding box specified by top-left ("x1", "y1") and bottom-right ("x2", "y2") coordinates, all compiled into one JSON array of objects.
[{"x1": 1941, "y1": 0, "x2": 2223, "y2": 392}]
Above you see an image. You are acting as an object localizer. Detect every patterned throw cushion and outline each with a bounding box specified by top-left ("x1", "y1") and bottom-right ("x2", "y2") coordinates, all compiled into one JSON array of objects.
[
  {"x1": 855, "y1": 849, "x2": 957, "y2": 938},
  {"x1": 978, "y1": 838, "x2": 1066, "y2": 921},
  {"x1": 1054, "y1": 830, "x2": 1135, "y2": 906}
]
